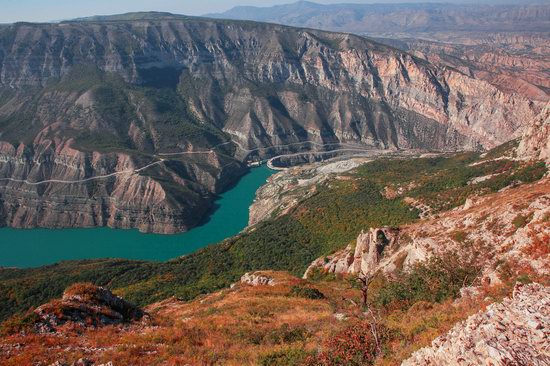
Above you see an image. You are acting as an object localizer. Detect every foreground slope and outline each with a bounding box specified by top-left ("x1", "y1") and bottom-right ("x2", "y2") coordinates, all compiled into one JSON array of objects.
[
  {"x1": 1, "y1": 268, "x2": 548, "y2": 365},
  {"x1": 403, "y1": 283, "x2": 550, "y2": 366},
  {"x1": 0, "y1": 13, "x2": 541, "y2": 232},
  {"x1": 1, "y1": 112, "x2": 549, "y2": 363}
]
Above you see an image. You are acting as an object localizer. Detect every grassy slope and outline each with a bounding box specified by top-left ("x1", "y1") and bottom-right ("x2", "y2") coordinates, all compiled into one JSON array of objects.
[{"x1": 0, "y1": 142, "x2": 547, "y2": 323}]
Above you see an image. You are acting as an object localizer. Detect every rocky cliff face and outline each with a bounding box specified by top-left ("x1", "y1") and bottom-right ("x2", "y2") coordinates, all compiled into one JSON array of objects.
[
  {"x1": 0, "y1": 138, "x2": 243, "y2": 233},
  {"x1": 380, "y1": 34, "x2": 550, "y2": 102},
  {"x1": 0, "y1": 62, "x2": 244, "y2": 233},
  {"x1": 403, "y1": 283, "x2": 550, "y2": 366},
  {"x1": 517, "y1": 103, "x2": 550, "y2": 164},
  {"x1": 0, "y1": 15, "x2": 540, "y2": 150},
  {"x1": 0, "y1": 14, "x2": 541, "y2": 232},
  {"x1": 211, "y1": 3, "x2": 550, "y2": 102}
]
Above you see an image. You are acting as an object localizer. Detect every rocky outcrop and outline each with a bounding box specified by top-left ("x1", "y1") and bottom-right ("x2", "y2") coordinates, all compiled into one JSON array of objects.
[
  {"x1": 350, "y1": 228, "x2": 400, "y2": 275},
  {"x1": 34, "y1": 283, "x2": 144, "y2": 333},
  {"x1": 407, "y1": 177, "x2": 550, "y2": 279},
  {"x1": 517, "y1": 103, "x2": 550, "y2": 164},
  {"x1": 305, "y1": 175, "x2": 550, "y2": 281},
  {"x1": 304, "y1": 227, "x2": 401, "y2": 278},
  {"x1": 240, "y1": 272, "x2": 276, "y2": 286},
  {"x1": 402, "y1": 283, "x2": 550, "y2": 366}
]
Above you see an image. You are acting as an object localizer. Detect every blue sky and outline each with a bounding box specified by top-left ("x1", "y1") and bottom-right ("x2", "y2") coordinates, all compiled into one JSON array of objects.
[{"x1": 1, "y1": 0, "x2": 541, "y2": 23}]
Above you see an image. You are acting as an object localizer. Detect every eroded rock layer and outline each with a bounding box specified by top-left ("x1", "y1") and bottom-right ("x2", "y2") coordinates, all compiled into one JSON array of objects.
[{"x1": 0, "y1": 14, "x2": 542, "y2": 232}]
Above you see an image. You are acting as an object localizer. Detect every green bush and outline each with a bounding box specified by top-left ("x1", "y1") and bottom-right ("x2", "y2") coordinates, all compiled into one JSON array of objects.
[
  {"x1": 512, "y1": 213, "x2": 532, "y2": 229},
  {"x1": 264, "y1": 323, "x2": 309, "y2": 345},
  {"x1": 259, "y1": 348, "x2": 313, "y2": 366},
  {"x1": 304, "y1": 321, "x2": 387, "y2": 366},
  {"x1": 289, "y1": 285, "x2": 326, "y2": 300},
  {"x1": 0, "y1": 311, "x2": 40, "y2": 336},
  {"x1": 375, "y1": 252, "x2": 482, "y2": 310}
]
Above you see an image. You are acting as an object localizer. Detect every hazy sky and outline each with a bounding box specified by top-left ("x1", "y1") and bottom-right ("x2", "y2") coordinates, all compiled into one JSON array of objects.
[{"x1": 1, "y1": 0, "x2": 544, "y2": 24}]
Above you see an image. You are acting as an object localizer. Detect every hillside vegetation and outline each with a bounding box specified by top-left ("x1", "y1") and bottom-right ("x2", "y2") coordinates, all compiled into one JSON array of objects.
[{"x1": 0, "y1": 142, "x2": 546, "y2": 323}]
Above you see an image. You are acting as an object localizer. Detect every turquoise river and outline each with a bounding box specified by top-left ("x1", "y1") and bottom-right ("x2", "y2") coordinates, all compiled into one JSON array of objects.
[{"x1": 0, "y1": 166, "x2": 275, "y2": 268}]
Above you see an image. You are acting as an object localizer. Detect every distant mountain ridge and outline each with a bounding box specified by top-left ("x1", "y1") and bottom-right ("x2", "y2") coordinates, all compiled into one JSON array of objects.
[
  {"x1": 70, "y1": 12, "x2": 193, "y2": 22},
  {"x1": 207, "y1": 2, "x2": 550, "y2": 102},
  {"x1": 207, "y1": 1, "x2": 550, "y2": 33}
]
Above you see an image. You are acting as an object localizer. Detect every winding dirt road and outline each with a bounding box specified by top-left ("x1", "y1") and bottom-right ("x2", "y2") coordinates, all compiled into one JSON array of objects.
[{"x1": 0, "y1": 140, "x2": 383, "y2": 185}]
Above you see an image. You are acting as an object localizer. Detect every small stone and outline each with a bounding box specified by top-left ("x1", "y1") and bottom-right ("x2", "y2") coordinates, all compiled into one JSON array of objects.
[{"x1": 333, "y1": 313, "x2": 347, "y2": 321}]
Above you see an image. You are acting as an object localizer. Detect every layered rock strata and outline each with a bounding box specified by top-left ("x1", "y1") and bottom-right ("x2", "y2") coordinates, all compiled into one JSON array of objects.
[
  {"x1": 517, "y1": 103, "x2": 550, "y2": 164},
  {"x1": 0, "y1": 15, "x2": 542, "y2": 232}
]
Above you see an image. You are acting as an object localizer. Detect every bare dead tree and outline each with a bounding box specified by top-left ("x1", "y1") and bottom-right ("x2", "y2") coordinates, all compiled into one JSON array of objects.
[
  {"x1": 365, "y1": 307, "x2": 383, "y2": 355},
  {"x1": 356, "y1": 272, "x2": 375, "y2": 308},
  {"x1": 348, "y1": 271, "x2": 384, "y2": 355}
]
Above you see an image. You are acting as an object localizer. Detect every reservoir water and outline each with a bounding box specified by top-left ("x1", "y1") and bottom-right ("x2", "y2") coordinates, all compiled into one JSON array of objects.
[{"x1": 0, "y1": 166, "x2": 274, "y2": 268}]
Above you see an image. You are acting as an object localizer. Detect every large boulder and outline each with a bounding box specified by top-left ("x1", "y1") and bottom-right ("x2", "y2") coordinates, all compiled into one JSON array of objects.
[{"x1": 240, "y1": 272, "x2": 277, "y2": 286}]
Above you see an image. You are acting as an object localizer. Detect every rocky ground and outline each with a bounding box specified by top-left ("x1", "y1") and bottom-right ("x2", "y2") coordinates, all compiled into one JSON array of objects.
[
  {"x1": 1, "y1": 272, "x2": 548, "y2": 366},
  {"x1": 0, "y1": 272, "x2": 355, "y2": 365},
  {"x1": 403, "y1": 283, "x2": 550, "y2": 366},
  {"x1": 33, "y1": 283, "x2": 145, "y2": 333}
]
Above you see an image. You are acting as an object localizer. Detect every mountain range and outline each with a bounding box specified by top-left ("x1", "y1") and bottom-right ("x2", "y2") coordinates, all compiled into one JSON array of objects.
[
  {"x1": 208, "y1": 1, "x2": 550, "y2": 102},
  {"x1": 206, "y1": 1, "x2": 550, "y2": 34},
  {"x1": 0, "y1": 13, "x2": 540, "y2": 233}
]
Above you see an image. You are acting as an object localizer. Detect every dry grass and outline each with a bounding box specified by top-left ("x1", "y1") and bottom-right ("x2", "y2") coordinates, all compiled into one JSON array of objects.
[
  {"x1": 2, "y1": 268, "x2": 546, "y2": 366},
  {"x1": 0, "y1": 272, "x2": 354, "y2": 366}
]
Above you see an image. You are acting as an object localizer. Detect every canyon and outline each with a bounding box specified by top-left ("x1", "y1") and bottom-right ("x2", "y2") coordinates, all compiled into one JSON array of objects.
[
  {"x1": 0, "y1": 13, "x2": 543, "y2": 233},
  {"x1": 1, "y1": 105, "x2": 549, "y2": 365},
  {"x1": 0, "y1": 7, "x2": 549, "y2": 365}
]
